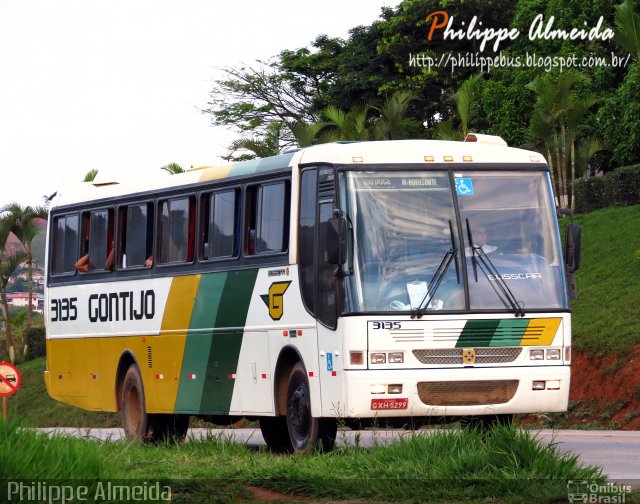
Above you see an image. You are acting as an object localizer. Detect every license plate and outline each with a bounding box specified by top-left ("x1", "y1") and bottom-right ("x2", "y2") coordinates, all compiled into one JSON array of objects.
[{"x1": 370, "y1": 398, "x2": 408, "y2": 410}]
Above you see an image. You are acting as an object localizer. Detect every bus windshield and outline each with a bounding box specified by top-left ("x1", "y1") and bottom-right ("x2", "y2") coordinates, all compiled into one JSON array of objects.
[{"x1": 340, "y1": 169, "x2": 567, "y2": 314}]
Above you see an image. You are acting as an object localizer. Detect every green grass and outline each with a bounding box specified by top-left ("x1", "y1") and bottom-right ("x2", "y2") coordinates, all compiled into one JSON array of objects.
[
  {"x1": 0, "y1": 419, "x2": 609, "y2": 503},
  {"x1": 6, "y1": 357, "x2": 121, "y2": 428},
  {"x1": 568, "y1": 205, "x2": 640, "y2": 354}
]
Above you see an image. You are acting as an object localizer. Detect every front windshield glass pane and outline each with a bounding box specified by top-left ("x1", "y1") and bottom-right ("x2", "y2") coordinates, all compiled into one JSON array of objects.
[
  {"x1": 342, "y1": 171, "x2": 464, "y2": 313},
  {"x1": 456, "y1": 171, "x2": 566, "y2": 310}
]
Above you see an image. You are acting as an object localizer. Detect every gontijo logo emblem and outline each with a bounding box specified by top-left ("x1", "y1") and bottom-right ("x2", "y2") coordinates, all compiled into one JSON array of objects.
[{"x1": 261, "y1": 281, "x2": 292, "y2": 321}]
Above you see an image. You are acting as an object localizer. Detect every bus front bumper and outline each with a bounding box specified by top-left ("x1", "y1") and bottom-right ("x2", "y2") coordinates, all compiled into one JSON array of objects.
[{"x1": 341, "y1": 365, "x2": 570, "y2": 418}]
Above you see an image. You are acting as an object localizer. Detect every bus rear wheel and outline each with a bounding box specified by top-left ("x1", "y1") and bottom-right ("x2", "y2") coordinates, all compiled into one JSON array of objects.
[
  {"x1": 285, "y1": 362, "x2": 337, "y2": 452},
  {"x1": 121, "y1": 364, "x2": 189, "y2": 443}
]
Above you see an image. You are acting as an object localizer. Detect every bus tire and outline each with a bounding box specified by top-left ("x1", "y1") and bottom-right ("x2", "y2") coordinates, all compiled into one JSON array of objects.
[
  {"x1": 121, "y1": 365, "x2": 189, "y2": 443},
  {"x1": 259, "y1": 416, "x2": 292, "y2": 452},
  {"x1": 121, "y1": 364, "x2": 149, "y2": 442},
  {"x1": 285, "y1": 362, "x2": 337, "y2": 452}
]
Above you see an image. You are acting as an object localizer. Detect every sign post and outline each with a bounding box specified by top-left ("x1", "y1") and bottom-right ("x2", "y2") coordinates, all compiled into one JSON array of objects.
[{"x1": 0, "y1": 361, "x2": 21, "y2": 420}]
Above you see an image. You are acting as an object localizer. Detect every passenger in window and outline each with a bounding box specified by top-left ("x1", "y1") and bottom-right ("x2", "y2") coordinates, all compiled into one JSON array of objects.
[
  {"x1": 75, "y1": 254, "x2": 94, "y2": 272},
  {"x1": 105, "y1": 240, "x2": 115, "y2": 270},
  {"x1": 145, "y1": 256, "x2": 153, "y2": 267}
]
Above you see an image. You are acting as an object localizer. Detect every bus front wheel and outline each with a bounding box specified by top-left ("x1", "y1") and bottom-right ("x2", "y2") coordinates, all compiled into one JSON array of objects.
[
  {"x1": 285, "y1": 362, "x2": 337, "y2": 452},
  {"x1": 121, "y1": 364, "x2": 188, "y2": 443}
]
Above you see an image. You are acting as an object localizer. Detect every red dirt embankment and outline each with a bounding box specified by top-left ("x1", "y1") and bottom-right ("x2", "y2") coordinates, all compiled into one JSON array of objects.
[{"x1": 564, "y1": 344, "x2": 640, "y2": 430}]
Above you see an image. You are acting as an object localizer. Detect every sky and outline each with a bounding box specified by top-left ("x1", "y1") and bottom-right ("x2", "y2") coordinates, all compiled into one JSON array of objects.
[{"x1": 0, "y1": 0, "x2": 398, "y2": 207}]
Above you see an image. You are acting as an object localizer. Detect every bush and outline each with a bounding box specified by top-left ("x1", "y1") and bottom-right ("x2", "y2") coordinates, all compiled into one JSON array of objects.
[
  {"x1": 575, "y1": 175, "x2": 611, "y2": 213},
  {"x1": 24, "y1": 327, "x2": 45, "y2": 360},
  {"x1": 609, "y1": 164, "x2": 640, "y2": 207},
  {"x1": 575, "y1": 164, "x2": 640, "y2": 213}
]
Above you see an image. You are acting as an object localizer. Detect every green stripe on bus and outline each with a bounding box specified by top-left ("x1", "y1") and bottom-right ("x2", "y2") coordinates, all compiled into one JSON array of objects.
[
  {"x1": 491, "y1": 319, "x2": 529, "y2": 346},
  {"x1": 199, "y1": 269, "x2": 259, "y2": 414},
  {"x1": 455, "y1": 319, "x2": 500, "y2": 347},
  {"x1": 174, "y1": 272, "x2": 227, "y2": 413}
]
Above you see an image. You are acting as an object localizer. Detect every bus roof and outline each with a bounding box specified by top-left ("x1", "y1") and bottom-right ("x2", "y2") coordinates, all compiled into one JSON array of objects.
[{"x1": 50, "y1": 140, "x2": 545, "y2": 209}]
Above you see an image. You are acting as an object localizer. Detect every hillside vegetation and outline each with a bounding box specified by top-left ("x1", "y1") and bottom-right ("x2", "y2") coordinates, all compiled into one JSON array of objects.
[{"x1": 569, "y1": 205, "x2": 640, "y2": 354}]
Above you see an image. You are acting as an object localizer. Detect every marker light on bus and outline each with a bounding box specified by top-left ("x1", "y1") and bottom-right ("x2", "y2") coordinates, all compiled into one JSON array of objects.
[
  {"x1": 529, "y1": 349, "x2": 544, "y2": 360},
  {"x1": 546, "y1": 380, "x2": 561, "y2": 390},
  {"x1": 388, "y1": 352, "x2": 404, "y2": 364},
  {"x1": 546, "y1": 349, "x2": 561, "y2": 360},
  {"x1": 370, "y1": 384, "x2": 386, "y2": 394},
  {"x1": 371, "y1": 353, "x2": 386, "y2": 364},
  {"x1": 532, "y1": 380, "x2": 561, "y2": 391},
  {"x1": 350, "y1": 351, "x2": 364, "y2": 365},
  {"x1": 564, "y1": 347, "x2": 571, "y2": 362}
]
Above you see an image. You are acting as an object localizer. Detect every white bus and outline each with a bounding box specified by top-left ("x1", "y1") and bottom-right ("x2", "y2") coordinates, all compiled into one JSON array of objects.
[{"x1": 45, "y1": 137, "x2": 579, "y2": 450}]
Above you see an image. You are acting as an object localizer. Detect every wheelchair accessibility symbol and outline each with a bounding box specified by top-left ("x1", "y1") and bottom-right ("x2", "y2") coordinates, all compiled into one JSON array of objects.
[{"x1": 455, "y1": 178, "x2": 474, "y2": 196}]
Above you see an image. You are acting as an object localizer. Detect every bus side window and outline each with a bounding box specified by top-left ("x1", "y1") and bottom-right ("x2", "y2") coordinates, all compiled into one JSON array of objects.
[
  {"x1": 51, "y1": 213, "x2": 79, "y2": 275},
  {"x1": 158, "y1": 196, "x2": 194, "y2": 264},
  {"x1": 118, "y1": 203, "x2": 154, "y2": 269},
  {"x1": 77, "y1": 209, "x2": 113, "y2": 273},
  {"x1": 200, "y1": 189, "x2": 239, "y2": 260},
  {"x1": 245, "y1": 181, "x2": 290, "y2": 256}
]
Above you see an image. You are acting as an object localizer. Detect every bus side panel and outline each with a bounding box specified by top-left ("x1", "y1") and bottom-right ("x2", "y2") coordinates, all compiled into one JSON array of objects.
[{"x1": 230, "y1": 266, "x2": 320, "y2": 417}]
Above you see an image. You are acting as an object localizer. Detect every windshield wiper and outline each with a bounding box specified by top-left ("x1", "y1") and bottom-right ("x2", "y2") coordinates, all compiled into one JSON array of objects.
[
  {"x1": 412, "y1": 220, "x2": 459, "y2": 319},
  {"x1": 465, "y1": 219, "x2": 526, "y2": 317}
]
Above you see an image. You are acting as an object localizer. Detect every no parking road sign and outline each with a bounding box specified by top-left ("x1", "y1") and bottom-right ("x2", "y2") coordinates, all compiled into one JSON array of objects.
[{"x1": 0, "y1": 361, "x2": 21, "y2": 397}]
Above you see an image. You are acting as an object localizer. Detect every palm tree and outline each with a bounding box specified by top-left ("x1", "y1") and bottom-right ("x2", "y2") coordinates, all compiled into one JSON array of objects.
[
  {"x1": 527, "y1": 72, "x2": 597, "y2": 210},
  {"x1": 0, "y1": 216, "x2": 28, "y2": 363},
  {"x1": 226, "y1": 122, "x2": 283, "y2": 161},
  {"x1": 83, "y1": 169, "x2": 98, "y2": 182},
  {"x1": 433, "y1": 74, "x2": 483, "y2": 140},
  {"x1": 1, "y1": 204, "x2": 47, "y2": 355},
  {"x1": 160, "y1": 163, "x2": 185, "y2": 175},
  {"x1": 614, "y1": 0, "x2": 640, "y2": 62},
  {"x1": 316, "y1": 104, "x2": 371, "y2": 142},
  {"x1": 371, "y1": 91, "x2": 416, "y2": 140}
]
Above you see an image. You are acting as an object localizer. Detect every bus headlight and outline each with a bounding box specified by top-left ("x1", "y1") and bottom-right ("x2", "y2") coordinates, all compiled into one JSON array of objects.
[
  {"x1": 371, "y1": 353, "x2": 386, "y2": 364},
  {"x1": 388, "y1": 352, "x2": 404, "y2": 363},
  {"x1": 546, "y1": 349, "x2": 561, "y2": 360},
  {"x1": 529, "y1": 349, "x2": 544, "y2": 360}
]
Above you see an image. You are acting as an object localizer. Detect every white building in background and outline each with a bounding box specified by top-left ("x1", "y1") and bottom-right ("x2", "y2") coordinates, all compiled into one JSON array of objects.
[{"x1": 5, "y1": 293, "x2": 44, "y2": 313}]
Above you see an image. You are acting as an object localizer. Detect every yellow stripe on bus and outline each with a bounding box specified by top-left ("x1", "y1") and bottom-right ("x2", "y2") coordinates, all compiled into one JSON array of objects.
[
  {"x1": 519, "y1": 318, "x2": 562, "y2": 346},
  {"x1": 142, "y1": 275, "x2": 202, "y2": 412},
  {"x1": 198, "y1": 165, "x2": 233, "y2": 182}
]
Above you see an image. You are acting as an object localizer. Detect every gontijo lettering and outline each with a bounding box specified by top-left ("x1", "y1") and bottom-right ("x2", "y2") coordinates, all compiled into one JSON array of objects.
[{"x1": 88, "y1": 290, "x2": 155, "y2": 322}]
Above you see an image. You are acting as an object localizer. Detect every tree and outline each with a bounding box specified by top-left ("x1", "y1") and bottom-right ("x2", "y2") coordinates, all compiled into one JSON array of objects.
[
  {"x1": 614, "y1": 0, "x2": 640, "y2": 62},
  {"x1": 527, "y1": 72, "x2": 599, "y2": 209},
  {"x1": 83, "y1": 169, "x2": 98, "y2": 182},
  {"x1": 0, "y1": 203, "x2": 47, "y2": 356},
  {"x1": 371, "y1": 91, "x2": 419, "y2": 140},
  {"x1": 225, "y1": 122, "x2": 284, "y2": 162},
  {"x1": 0, "y1": 216, "x2": 28, "y2": 363},
  {"x1": 433, "y1": 74, "x2": 483, "y2": 140},
  {"x1": 160, "y1": 163, "x2": 185, "y2": 175}
]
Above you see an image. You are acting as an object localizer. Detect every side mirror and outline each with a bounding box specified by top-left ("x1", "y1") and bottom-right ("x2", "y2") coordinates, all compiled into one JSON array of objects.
[
  {"x1": 327, "y1": 216, "x2": 348, "y2": 265},
  {"x1": 565, "y1": 223, "x2": 582, "y2": 273}
]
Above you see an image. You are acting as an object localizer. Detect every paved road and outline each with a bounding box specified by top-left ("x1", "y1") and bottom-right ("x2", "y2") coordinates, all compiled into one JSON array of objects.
[{"x1": 37, "y1": 427, "x2": 640, "y2": 486}]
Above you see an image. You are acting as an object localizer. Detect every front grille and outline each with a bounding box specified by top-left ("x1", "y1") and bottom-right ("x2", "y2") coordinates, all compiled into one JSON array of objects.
[
  {"x1": 412, "y1": 347, "x2": 522, "y2": 365},
  {"x1": 417, "y1": 380, "x2": 519, "y2": 406}
]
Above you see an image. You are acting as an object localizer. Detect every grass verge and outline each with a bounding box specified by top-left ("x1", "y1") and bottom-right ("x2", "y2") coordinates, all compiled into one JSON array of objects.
[
  {"x1": 568, "y1": 205, "x2": 640, "y2": 355},
  {"x1": 1, "y1": 418, "x2": 612, "y2": 503}
]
